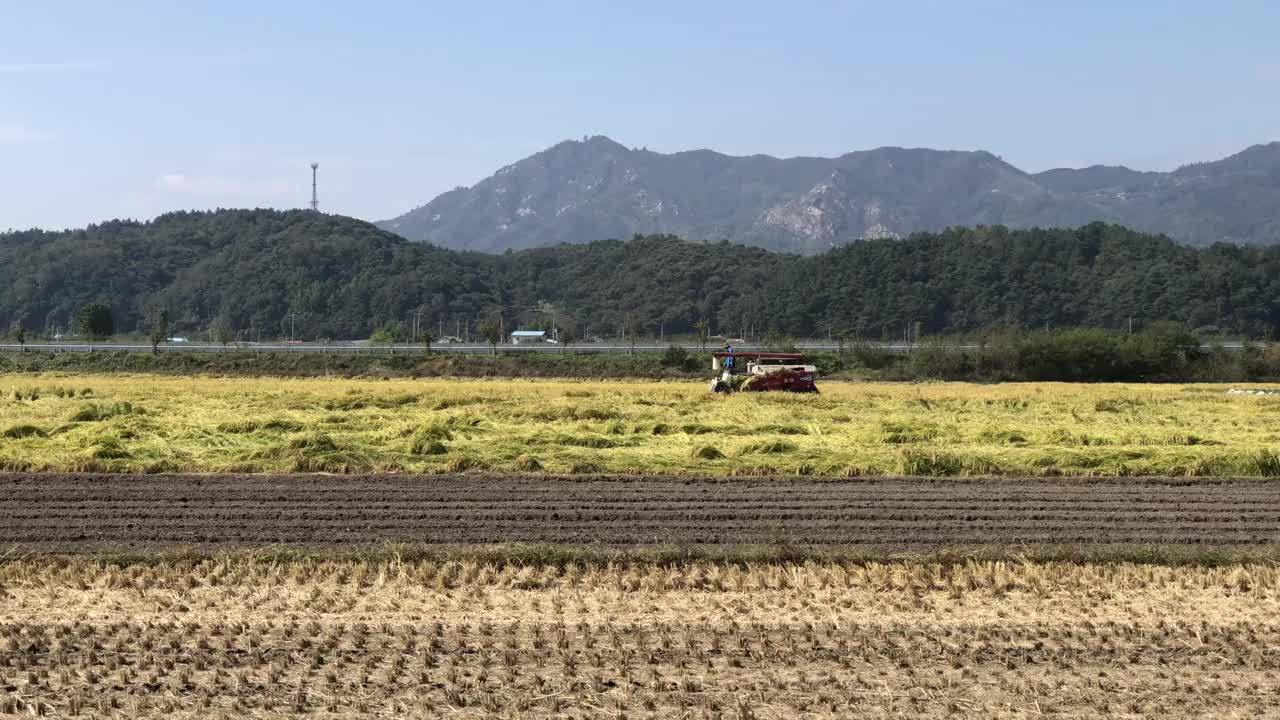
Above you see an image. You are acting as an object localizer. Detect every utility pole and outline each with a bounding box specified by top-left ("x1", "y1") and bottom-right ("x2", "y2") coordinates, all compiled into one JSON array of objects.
[
  {"x1": 1128, "y1": 316, "x2": 1133, "y2": 335},
  {"x1": 287, "y1": 312, "x2": 298, "y2": 343},
  {"x1": 411, "y1": 307, "x2": 424, "y2": 345}
]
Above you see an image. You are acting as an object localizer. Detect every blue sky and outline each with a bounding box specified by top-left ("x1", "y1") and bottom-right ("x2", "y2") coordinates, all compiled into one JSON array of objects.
[{"x1": 2, "y1": 0, "x2": 1277, "y2": 229}]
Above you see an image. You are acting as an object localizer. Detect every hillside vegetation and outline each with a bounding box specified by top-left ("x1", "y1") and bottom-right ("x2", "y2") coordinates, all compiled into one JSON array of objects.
[{"x1": 3, "y1": 209, "x2": 1280, "y2": 341}]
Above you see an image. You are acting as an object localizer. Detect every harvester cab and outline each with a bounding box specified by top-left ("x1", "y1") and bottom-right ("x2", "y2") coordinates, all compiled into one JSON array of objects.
[{"x1": 709, "y1": 351, "x2": 818, "y2": 393}]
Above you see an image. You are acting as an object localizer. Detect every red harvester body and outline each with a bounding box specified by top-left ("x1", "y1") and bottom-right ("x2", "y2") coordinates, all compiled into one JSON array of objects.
[{"x1": 708, "y1": 352, "x2": 819, "y2": 393}]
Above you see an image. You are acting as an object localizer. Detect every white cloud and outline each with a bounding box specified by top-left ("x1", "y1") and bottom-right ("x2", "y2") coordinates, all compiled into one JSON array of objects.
[
  {"x1": 0, "y1": 61, "x2": 103, "y2": 73},
  {"x1": 0, "y1": 123, "x2": 51, "y2": 144},
  {"x1": 154, "y1": 173, "x2": 293, "y2": 198},
  {"x1": 155, "y1": 174, "x2": 193, "y2": 192}
]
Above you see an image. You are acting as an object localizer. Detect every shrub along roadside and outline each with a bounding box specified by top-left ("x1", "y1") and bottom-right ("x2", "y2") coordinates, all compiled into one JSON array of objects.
[
  {"x1": 875, "y1": 325, "x2": 1280, "y2": 382},
  {"x1": 0, "y1": 325, "x2": 1276, "y2": 382},
  {"x1": 0, "y1": 350, "x2": 710, "y2": 380}
]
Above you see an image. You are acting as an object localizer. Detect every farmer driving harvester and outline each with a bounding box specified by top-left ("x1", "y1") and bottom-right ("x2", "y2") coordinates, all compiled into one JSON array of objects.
[{"x1": 709, "y1": 348, "x2": 818, "y2": 393}]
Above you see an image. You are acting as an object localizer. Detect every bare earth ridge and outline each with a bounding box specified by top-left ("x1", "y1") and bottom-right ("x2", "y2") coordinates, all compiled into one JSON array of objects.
[{"x1": 3, "y1": 473, "x2": 1278, "y2": 553}]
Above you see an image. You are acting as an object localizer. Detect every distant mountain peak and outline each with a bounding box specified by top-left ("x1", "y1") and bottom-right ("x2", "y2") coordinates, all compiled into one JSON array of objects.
[
  {"x1": 1184, "y1": 141, "x2": 1280, "y2": 172},
  {"x1": 545, "y1": 134, "x2": 630, "y2": 154},
  {"x1": 378, "y1": 139, "x2": 1280, "y2": 252}
]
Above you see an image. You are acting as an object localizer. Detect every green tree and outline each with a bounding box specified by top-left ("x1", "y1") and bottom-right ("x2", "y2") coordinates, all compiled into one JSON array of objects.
[
  {"x1": 210, "y1": 314, "x2": 234, "y2": 350},
  {"x1": 9, "y1": 322, "x2": 26, "y2": 351},
  {"x1": 78, "y1": 304, "x2": 113, "y2": 341},
  {"x1": 1131, "y1": 321, "x2": 1201, "y2": 376},
  {"x1": 623, "y1": 313, "x2": 642, "y2": 355},
  {"x1": 369, "y1": 324, "x2": 396, "y2": 353},
  {"x1": 534, "y1": 301, "x2": 561, "y2": 333},
  {"x1": 693, "y1": 318, "x2": 710, "y2": 352},
  {"x1": 661, "y1": 344, "x2": 690, "y2": 367},
  {"x1": 556, "y1": 317, "x2": 578, "y2": 354},
  {"x1": 763, "y1": 332, "x2": 797, "y2": 352},
  {"x1": 421, "y1": 329, "x2": 436, "y2": 354},
  {"x1": 479, "y1": 317, "x2": 503, "y2": 355},
  {"x1": 149, "y1": 310, "x2": 169, "y2": 354}
]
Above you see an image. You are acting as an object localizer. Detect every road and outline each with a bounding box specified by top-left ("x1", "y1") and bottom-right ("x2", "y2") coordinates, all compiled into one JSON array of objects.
[
  {"x1": 0, "y1": 341, "x2": 853, "y2": 355},
  {"x1": 0, "y1": 340, "x2": 1259, "y2": 355}
]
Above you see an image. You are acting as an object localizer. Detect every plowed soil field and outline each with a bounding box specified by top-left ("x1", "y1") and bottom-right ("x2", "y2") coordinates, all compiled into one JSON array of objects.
[{"x1": 3, "y1": 473, "x2": 1278, "y2": 553}]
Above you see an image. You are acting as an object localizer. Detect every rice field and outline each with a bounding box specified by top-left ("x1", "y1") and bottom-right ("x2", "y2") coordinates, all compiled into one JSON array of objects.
[
  {"x1": 3, "y1": 557, "x2": 1279, "y2": 718},
  {"x1": 2, "y1": 374, "x2": 1279, "y2": 476},
  {"x1": 5, "y1": 375, "x2": 1280, "y2": 718}
]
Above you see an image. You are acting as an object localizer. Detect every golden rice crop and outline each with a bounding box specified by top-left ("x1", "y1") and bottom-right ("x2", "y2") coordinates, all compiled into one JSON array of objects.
[{"x1": 1, "y1": 374, "x2": 1278, "y2": 476}]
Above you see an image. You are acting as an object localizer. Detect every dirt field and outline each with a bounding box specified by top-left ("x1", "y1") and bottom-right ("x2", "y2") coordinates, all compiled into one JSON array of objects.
[
  {"x1": 3, "y1": 472, "x2": 1279, "y2": 553},
  {"x1": 5, "y1": 472, "x2": 1280, "y2": 718},
  {"x1": 4, "y1": 557, "x2": 1279, "y2": 718}
]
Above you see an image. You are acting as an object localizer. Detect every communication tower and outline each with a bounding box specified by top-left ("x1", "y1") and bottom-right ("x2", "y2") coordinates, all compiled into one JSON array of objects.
[{"x1": 310, "y1": 163, "x2": 319, "y2": 211}]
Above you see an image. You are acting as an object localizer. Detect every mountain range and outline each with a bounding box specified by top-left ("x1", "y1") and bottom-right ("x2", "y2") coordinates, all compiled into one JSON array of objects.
[{"x1": 377, "y1": 136, "x2": 1280, "y2": 253}]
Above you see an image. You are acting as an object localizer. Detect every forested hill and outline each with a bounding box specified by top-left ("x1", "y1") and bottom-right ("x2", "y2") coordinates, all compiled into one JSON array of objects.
[
  {"x1": 0, "y1": 210, "x2": 490, "y2": 340},
  {"x1": 3, "y1": 209, "x2": 1280, "y2": 340}
]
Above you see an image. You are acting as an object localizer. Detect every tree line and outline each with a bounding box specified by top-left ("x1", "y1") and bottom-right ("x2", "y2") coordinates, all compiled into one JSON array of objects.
[{"x1": 3, "y1": 209, "x2": 1279, "y2": 343}]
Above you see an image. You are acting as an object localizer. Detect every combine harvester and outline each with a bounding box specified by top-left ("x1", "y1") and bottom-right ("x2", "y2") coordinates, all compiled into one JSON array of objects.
[{"x1": 708, "y1": 351, "x2": 819, "y2": 393}]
